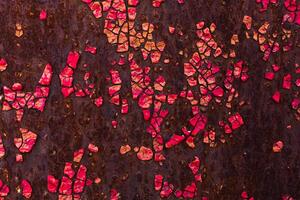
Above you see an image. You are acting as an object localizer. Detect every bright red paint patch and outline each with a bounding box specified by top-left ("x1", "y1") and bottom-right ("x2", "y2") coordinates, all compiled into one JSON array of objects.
[{"x1": 137, "y1": 146, "x2": 153, "y2": 161}]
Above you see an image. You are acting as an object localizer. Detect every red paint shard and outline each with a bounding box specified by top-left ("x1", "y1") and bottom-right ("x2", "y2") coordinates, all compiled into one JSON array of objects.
[
  {"x1": 20, "y1": 180, "x2": 32, "y2": 199},
  {"x1": 189, "y1": 156, "x2": 200, "y2": 174},
  {"x1": 48, "y1": 175, "x2": 59, "y2": 193},
  {"x1": 272, "y1": 91, "x2": 281, "y2": 103},
  {"x1": 154, "y1": 174, "x2": 163, "y2": 191},
  {"x1": 14, "y1": 128, "x2": 37, "y2": 153},
  {"x1": 0, "y1": 179, "x2": 9, "y2": 198},
  {"x1": 273, "y1": 140, "x2": 284, "y2": 152},
  {"x1": 76, "y1": 165, "x2": 87, "y2": 181},
  {"x1": 67, "y1": 51, "x2": 80, "y2": 69},
  {"x1": 264, "y1": 72, "x2": 275, "y2": 80},
  {"x1": 38, "y1": 64, "x2": 53, "y2": 86},
  {"x1": 73, "y1": 148, "x2": 84, "y2": 163},
  {"x1": 165, "y1": 134, "x2": 185, "y2": 148},
  {"x1": 228, "y1": 113, "x2": 244, "y2": 130},
  {"x1": 212, "y1": 86, "x2": 224, "y2": 97},
  {"x1": 59, "y1": 176, "x2": 72, "y2": 195},
  {"x1": 282, "y1": 74, "x2": 292, "y2": 89},
  {"x1": 160, "y1": 182, "x2": 173, "y2": 198},
  {"x1": 39, "y1": 9, "x2": 47, "y2": 20},
  {"x1": 85, "y1": 45, "x2": 97, "y2": 54},
  {"x1": 64, "y1": 162, "x2": 75, "y2": 178},
  {"x1": 88, "y1": 143, "x2": 99, "y2": 153},
  {"x1": 182, "y1": 182, "x2": 197, "y2": 198},
  {"x1": 120, "y1": 145, "x2": 131, "y2": 155},
  {"x1": 0, "y1": 135, "x2": 5, "y2": 159},
  {"x1": 110, "y1": 188, "x2": 121, "y2": 200}
]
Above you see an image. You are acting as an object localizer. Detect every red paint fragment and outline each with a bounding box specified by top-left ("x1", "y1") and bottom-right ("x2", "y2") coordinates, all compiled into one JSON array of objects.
[
  {"x1": 110, "y1": 188, "x2": 121, "y2": 200},
  {"x1": 85, "y1": 45, "x2": 97, "y2": 54},
  {"x1": 39, "y1": 64, "x2": 53, "y2": 85},
  {"x1": 212, "y1": 86, "x2": 224, "y2": 97},
  {"x1": 67, "y1": 51, "x2": 80, "y2": 69},
  {"x1": 228, "y1": 113, "x2": 244, "y2": 130},
  {"x1": 272, "y1": 64, "x2": 280, "y2": 72},
  {"x1": 20, "y1": 180, "x2": 32, "y2": 199},
  {"x1": 272, "y1": 91, "x2": 281, "y2": 103},
  {"x1": 189, "y1": 156, "x2": 200, "y2": 174},
  {"x1": 264, "y1": 72, "x2": 275, "y2": 80},
  {"x1": 0, "y1": 58, "x2": 7, "y2": 72},
  {"x1": 273, "y1": 140, "x2": 284, "y2": 152},
  {"x1": 282, "y1": 74, "x2": 292, "y2": 89},
  {"x1": 182, "y1": 182, "x2": 197, "y2": 198},
  {"x1": 137, "y1": 146, "x2": 153, "y2": 161},
  {"x1": 59, "y1": 176, "x2": 72, "y2": 195},
  {"x1": 111, "y1": 120, "x2": 118, "y2": 128},
  {"x1": 0, "y1": 135, "x2": 5, "y2": 159},
  {"x1": 48, "y1": 175, "x2": 59, "y2": 193},
  {"x1": 15, "y1": 154, "x2": 23, "y2": 162},
  {"x1": 73, "y1": 148, "x2": 84, "y2": 163},
  {"x1": 0, "y1": 179, "x2": 9, "y2": 198},
  {"x1": 165, "y1": 134, "x2": 185, "y2": 148},
  {"x1": 154, "y1": 174, "x2": 163, "y2": 191},
  {"x1": 88, "y1": 143, "x2": 99, "y2": 153},
  {"x1": 14, "y1": 128, "x2": 37, "y2": 153},
  {"x1": 241, "y1": 191, "x2": 248, "y2": 199},
  {"x1": 120, "y1": 145, "x2": 131, "y2": 155},
  {"x1": 160, "y1": 182, "x2": 173, "y2": 198},
  {"x1": 64, "y1": 162, "x2": 75, "y2": 178},
  {"x1": 39, "y1": 9, "x2": 47, "y2": 20},
  {"x1": 152, "y1": 0, "x2": 164, "y2": 7}
]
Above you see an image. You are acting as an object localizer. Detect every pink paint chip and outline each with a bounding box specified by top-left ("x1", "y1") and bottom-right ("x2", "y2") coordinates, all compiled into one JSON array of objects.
[
  {"x1": 39, "y1": 9, "x2": 47, "y2": 20},
  {"x1": 272, "y1": 91, "x2": 281, "y2": 103},
  {"x1": 137, "y1": 146, "x2": 153, "y2": 161},
  {"x1": 67, "y1": 51, "x2": 80, "y2": 69},
  {"x1": 20, "y1": 180, "x2": 32, "y2": 199},
  {"x1": 0, "y1": 58, "x2": 8, "y2": 72}
]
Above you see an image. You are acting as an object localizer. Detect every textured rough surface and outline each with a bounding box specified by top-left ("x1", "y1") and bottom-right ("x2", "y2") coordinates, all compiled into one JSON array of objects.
[{"x1": 0, "y1": 0, "x2": 299, "y2": 199}]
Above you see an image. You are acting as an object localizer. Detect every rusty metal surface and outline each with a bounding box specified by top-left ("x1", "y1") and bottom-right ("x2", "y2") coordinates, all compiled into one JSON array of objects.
[{"x1": 0, "y1": 0, "x2": 299, "y2": 199}]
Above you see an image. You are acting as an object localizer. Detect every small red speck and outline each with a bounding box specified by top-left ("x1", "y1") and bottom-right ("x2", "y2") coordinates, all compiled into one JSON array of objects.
[
  {"x1": 39, "y1": 9, "x2": 47, "y2": 20},
  {"x1": 88, "y1": 143, "x2": 99, "y2": 153},
  {"x1": 110, "y1": 188, "x2": 121, "y2": 200},
  {"x1": 241, "y1": 191, "x2": 248, "y2": 199},
  {"x1": 16, "y1": 154, "x2": 23, "y2": 162},
  {"x1": 73, "y1": 148, "x2": 84, "y2": 162},
  {"x1": 272, "y1": 64, "x2": 280, "y2": 72},
  {"x1": 111, "y1": 120, "x2": 118, "y2": 128},
  {"x1": 272, "y1": 91, "x2": 281, "y2": 103},
  {"x1": 0, "y1": 58, "x2": 8, "y2": 72},
  {"x1": 94, "y1": 96, "x2": 103, "y2": 107},
  {"x1": 94, "y1": 177, "x2": 101, "y2": 184},
  {"x1": 273, "y1": 140, "x2": 284, "y2": 152},
  {"x1": 264, "y1": 72, "x2": 275, "y2": 80},
  {"x1": 85, "y1": 45, "x2": 97, "y2": 54}
]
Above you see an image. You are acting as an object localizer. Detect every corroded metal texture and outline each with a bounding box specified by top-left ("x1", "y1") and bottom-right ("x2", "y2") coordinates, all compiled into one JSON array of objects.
[{"x1": 0, "y1": 0, "x2": 299, "y2": 199}]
